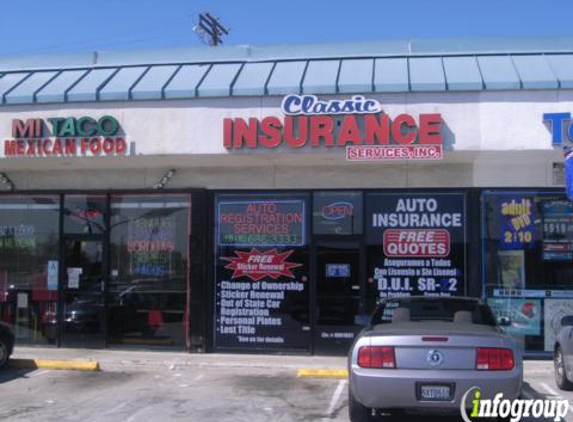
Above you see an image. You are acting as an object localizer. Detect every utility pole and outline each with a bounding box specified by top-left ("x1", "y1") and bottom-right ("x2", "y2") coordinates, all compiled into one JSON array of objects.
[{"x1": 194, "y1": 13, "x2": 229, "y2": 47}]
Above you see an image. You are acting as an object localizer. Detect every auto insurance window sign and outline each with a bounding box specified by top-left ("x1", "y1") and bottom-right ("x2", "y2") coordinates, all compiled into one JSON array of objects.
[
  {"x1": 215, "y1": 197, "x2": 309, "y2": 351},
  {"x1": 366, "y1": 193, "x2": 466, "y2": 298}
]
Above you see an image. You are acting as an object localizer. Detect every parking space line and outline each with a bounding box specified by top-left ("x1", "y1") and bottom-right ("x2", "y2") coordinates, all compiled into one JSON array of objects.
[
  {"x1": 327, "y1": 380, "x2": 347, "y2": 417},
  {"x1": 540, "y1": 382, "x2": 562, "y2": 397},
  {"x1": 31, "y1": 370, "x2": 51, "y2": 377},
  {"x1": 536, "y1": 382, "x2": 573, "y2": 417},
  {"x1": 522, "y1": 391, "x2": 534, "y2": 400}
]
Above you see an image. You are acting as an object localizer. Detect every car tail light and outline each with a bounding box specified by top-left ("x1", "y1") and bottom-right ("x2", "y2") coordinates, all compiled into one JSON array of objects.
[
  {"x1": 476, "y1": 348, "x2": 514, "y2": 370},
  {"x1": 357, "y1": 346, "x2": 396, "y2": 369},
  {"x1": 422, "y1": 336, "x2": 449, "y2": 342}
]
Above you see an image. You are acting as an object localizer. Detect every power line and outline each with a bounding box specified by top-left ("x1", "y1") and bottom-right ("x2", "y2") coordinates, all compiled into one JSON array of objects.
[
  {"x1": 193, "y1": 13, "x2": 229, "y2": 47},
  {"x1": 51, "y1": 30, "x2": 194, "y2": 54},
  {"x1": 1, "y1": 16, "x2": 192, "y2": 55}
]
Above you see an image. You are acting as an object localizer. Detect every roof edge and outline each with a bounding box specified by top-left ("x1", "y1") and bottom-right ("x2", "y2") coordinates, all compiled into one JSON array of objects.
[{"x1": 1, "y1": 36, "x2": 573, "y2": 73}]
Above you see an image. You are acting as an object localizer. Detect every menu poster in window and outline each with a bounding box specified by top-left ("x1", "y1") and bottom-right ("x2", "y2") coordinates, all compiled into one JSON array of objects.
[
  {"x1": 544, "y1": 299, "x2": 573, "y2": 351},
  {"x1": 0, "y1": 223, "x2": 36, "y2": 250},
  {"x1": 499, "y1": 197, "x2": 535, "y2": 249},
  {"x1": 366, "y1": 193, "x2": 466, "y2": 298},
  {"x1": 542, "y1": 201, "x2": 573, "y2": 260},
  {"x1": 217, "y1": 200, "x2": 305, "y2": 247},
  {"x1": 487, "y1": 298, "x2": 541, "y2": 336},
  {"x1": 126, "y1": 213, "x2": 176, "y2": 278},
  {"x1": 498, "y1": 250, "x2": 525, "y2": 290},
  {"x1": 215, "y1": 247, "x2": 309, "y2": 351}
]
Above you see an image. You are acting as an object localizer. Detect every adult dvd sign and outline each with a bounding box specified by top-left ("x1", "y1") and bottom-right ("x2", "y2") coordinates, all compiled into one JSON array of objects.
[{"x1": 366, "y1": 193, "x2": 466, "y2": 298}]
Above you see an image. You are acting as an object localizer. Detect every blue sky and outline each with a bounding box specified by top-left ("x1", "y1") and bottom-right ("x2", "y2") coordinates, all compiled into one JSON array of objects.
[{"x1": 1, "y1": 0, "x2": 572, "y2": 56}]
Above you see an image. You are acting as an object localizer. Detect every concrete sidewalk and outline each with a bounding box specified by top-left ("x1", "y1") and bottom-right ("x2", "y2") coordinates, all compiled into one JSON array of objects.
[{"x1": 12, "y1": 346, "x2": 554, "y2": 374}]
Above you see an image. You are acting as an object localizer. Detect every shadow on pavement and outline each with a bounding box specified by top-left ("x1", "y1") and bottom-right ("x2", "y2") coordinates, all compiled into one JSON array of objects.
[{"x1": 0, "y1": 367, "x2": 35, "y2": 384}]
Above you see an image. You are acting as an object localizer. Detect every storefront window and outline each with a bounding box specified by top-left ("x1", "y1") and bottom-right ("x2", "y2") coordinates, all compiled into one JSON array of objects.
[
  {"x1": 0, "y1": 195, "x2": 60, "y2": 345},
  {"x1": 214, "y1": 193, "x2": 310, "y2": 352},
  {"x1": 482, "y1": 191, "x2": 573, "y2": 353},
  {"x1": 109, "y1": 194, "x2": 191, "y2": 348},
  {"x1": 365, "y1": 192, "x2": 467, "y2": 311},
  {"x1": 64, "y1": 195, "x2": 106, "y2": 234},
  {"x1": 313, "y1": 191, "x2": 362, "y2": 235}
]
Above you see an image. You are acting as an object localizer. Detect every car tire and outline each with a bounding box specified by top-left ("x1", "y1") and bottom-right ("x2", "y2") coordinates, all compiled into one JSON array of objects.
[
  {"x1": 349, "y1": 388, "x2": 373, "y2": 422},
  {"x1": 555, "y1": 346, "x2": 573, "y2": 391},
  {"x1": 0, "y1": 336, "x2": 10, "y2": 369}
]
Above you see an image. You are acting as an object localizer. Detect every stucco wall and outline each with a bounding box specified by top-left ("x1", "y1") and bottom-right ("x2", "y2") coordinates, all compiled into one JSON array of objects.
[{"x1": 0, "y1": 90, "x2": 567, "y2": 190}]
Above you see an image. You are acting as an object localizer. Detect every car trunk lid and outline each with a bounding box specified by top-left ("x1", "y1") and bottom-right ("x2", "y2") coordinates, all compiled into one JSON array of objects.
[{"x1": 366, "y1": 321, "x2": 510, "y2": 370}]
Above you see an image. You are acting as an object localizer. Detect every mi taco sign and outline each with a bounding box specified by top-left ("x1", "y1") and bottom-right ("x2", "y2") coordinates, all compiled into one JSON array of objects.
[
  {"x1": 4, "y1": 115, "x2": 127, "y2": 157},
  {"x1": 223, "y1": 95, "x2": 444, "y2": 161}
]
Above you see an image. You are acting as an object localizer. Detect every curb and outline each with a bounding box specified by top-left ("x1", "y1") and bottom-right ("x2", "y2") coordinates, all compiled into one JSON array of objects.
[
  {"x1": 9, "y1": 358, "x2": 100, "y2": 372},
  {"x1": 297, "y1": 368, "x2": 348, "y2": 379}
]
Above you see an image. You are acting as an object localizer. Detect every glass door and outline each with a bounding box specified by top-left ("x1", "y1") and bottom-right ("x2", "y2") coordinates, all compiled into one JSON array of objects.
[
  {"x1": 60, "y1": 239, "x2": 106, "y2": 348},
  {"x1": 314, "y1": 242, "x2": 362, "y2": 355}
]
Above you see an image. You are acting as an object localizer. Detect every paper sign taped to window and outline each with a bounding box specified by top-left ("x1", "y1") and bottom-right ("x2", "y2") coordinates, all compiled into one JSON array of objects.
[{"x1": 47, "y1": 261, "x2": 58, "y2": 291}]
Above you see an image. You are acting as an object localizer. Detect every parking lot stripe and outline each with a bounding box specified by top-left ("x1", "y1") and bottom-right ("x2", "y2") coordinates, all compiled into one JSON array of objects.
[
  {"x1": 327, "y1": 380, "x2": 347, "y2": 417},
  {"x1": 522, "y1": 391, "x2": 534, "y2": 399},
  {"x1": 537, "y1": 382, "x2": 573, "y2": 416},
  {"x1": 31, "y1": 370, "x2": 51, "y2": 377},
  {"x1": 540, "y1": 382, "x2": 562, "y2": 397}
]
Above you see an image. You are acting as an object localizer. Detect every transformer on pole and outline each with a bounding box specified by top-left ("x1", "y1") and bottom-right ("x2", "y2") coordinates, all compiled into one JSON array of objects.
[{"x1": 193, "y1": 13, "x2": 229, "y2": 47}]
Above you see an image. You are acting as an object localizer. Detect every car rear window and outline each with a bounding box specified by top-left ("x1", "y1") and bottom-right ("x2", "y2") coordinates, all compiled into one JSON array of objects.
[{"x1": 371, "y1": 298, "x2": 497, "y2": 326}]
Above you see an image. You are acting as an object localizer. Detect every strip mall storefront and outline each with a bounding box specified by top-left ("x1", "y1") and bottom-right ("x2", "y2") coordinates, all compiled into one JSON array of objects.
[{"x1": 1, "y1": 44, "x2": 572, "y2": 356}]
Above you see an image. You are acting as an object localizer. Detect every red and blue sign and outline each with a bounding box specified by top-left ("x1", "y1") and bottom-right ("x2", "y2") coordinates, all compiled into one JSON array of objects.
[
  {"x1": 321, "y1": 201, "x2": 354, "y2": 221},
  {"x1": 543, "y1": 113, "x2": 573, "y2": 201}
]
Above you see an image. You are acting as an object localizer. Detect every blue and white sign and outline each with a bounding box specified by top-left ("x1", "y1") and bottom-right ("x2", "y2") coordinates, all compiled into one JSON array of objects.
[{"x1": 326, "y1": 264, "x2": 351, "y2": 278}]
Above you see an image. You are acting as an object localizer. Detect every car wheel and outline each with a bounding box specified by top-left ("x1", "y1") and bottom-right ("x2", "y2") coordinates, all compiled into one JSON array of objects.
[
  {"x1": 349, "y1": 388, "x2": 373, "y2": 422},
  {"x1": 554, "y1": 347, "x2": 573, "y2": 391},
  {"x1": 0, "y1": 337, "x2": 9, "y2": 369}
]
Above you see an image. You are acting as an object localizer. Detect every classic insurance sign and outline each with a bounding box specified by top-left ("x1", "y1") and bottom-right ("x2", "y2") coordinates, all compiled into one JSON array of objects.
[
  {"x1": 223, "y1": 94, "x2": 444, "y2": 161},
  {"x1": 4, "y1": 115, "x2": 127, "y2": 157}
]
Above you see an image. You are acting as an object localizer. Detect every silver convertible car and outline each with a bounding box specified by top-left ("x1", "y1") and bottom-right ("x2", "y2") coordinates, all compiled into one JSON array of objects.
[
  {"x1": 348, "y1": 296, "x2": 523, "y2": 421},
  {"x1": 553, "y1": 315, "x2": 573, "y2": 390}
]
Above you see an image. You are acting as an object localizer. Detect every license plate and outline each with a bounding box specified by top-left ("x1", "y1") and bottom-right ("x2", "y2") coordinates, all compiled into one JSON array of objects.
[{"x1": 419, "y1": 385, "x2": 451, "y2": 401}]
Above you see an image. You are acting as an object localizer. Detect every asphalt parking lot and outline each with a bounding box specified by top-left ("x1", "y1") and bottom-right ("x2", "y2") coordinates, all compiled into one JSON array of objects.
[
  {"x1": 0, "y1": 350, "x2": 572, "y2": 422},
  {"x1": 0, "y1": 363, "x2": 348, "y2": 422}
]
